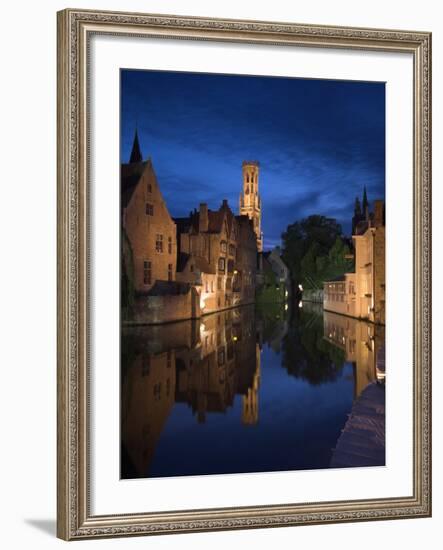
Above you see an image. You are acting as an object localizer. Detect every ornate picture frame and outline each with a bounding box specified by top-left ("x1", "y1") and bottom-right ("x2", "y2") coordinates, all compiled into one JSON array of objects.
[{"x1": 57, "y1": 8, "x2": 431, "y2": 540}]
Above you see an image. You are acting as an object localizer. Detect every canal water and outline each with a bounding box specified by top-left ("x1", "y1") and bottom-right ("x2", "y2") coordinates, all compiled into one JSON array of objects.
[{"x1": 121, "y1": 302, "x2": 385, "y2": 479}]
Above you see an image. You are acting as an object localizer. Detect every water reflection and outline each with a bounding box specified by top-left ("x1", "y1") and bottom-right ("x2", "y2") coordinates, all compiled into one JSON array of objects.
[
  {"x1": 323, "y1": 309, "x2": 385, "y2": 398},
  {"x1": 121, "y1": 303, "x2": 385, "y2": 478}
]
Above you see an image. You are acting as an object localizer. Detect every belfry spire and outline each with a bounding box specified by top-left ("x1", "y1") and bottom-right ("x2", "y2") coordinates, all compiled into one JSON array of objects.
[
  {"x1": 129, "y1": 128, "x2": 143, "y2": 163},
  {"x1": 239, "y1": 161, "x2": 263, "y2": 252}
]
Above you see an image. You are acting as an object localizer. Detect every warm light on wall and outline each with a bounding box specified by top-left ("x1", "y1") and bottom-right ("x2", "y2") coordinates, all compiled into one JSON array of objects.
[{"x1": 200, "y1": 292, "x2": 208, "y2": 309}]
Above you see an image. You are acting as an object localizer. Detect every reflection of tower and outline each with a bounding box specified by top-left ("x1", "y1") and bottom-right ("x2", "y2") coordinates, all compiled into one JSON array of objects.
[
  {"x1": 239, "y1": 161, "x2": 263, "y2": 252},
  {"x1": 242, "y1": 343, "x2": 261, "y2": 425}
]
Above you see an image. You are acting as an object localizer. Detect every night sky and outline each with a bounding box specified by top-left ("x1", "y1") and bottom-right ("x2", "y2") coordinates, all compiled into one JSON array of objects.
[{"x1": 121, "y1": 70, "x2": 385, "y2": 250}]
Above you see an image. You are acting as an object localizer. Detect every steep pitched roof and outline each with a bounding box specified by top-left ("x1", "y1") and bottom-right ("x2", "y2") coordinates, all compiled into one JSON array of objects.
[{"x1": 121, "y1": 160, "x2": 148, "y2": 208}]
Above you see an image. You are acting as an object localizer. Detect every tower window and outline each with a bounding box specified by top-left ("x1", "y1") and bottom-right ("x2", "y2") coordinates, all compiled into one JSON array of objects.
[
  {"x1": 145, "y1": 203, "x2": 154, "y2": 216},
  {"x1": 168, "y1": 263, "x2": 173, "y2": 281},
  {"x1": 220, "y1": 241, "x2": 227, "y2": 253},
  {"x1": 246, "y1": 174, "x2": 249, "y2": 183},
  {"x1": 218, "y1": 258, "x2": 226, "y2": 272},
  {"x1": 147, "y1": 183, "x2": 152, "y2": 193},
  {"x1": 155, "y1": 234, "x2": 163, "y2": 253},
  {"x1": 143, "y1": 260, "x2": 152, "y2": 285},
  {"x1": 168, "y1": 236, "x2": 172, "y2": 254}
]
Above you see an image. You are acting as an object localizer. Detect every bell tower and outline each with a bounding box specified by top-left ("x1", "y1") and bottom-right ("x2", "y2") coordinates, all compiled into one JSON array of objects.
[{"x1": 239, "y1": 161, "x2": 263, "y2": 251}]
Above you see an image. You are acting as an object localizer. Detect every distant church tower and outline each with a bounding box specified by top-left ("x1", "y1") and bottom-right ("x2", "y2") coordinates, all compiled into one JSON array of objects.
[
  {"x1": 239, "y1": 161, "x2": 263, "y2": 251},
  {"x1": 242, "y1": 344, "x2": 261, "y2": 425}
]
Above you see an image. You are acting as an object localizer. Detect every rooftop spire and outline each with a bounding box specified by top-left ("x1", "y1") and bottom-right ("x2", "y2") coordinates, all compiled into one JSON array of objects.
[
  {"x1": 362, "y1": 186, "x2": 369, "y2": 212},
  {"x1": 129, "y1": 128, "x2": 143, "y2": 163}
]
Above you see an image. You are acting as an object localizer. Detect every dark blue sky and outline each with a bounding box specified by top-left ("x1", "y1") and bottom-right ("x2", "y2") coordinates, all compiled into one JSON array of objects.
[{"x1": 121, "y1": 70, "x2": 385, "y2": 250}]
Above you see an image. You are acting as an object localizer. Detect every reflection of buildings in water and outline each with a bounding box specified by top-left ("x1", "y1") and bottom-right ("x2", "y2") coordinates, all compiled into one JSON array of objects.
[
  {"x1": 121, "y1": 306, "x2": 260, "y2": 476},
  {"x1": 175, "y1": 308, "x2": 260, "y2": 424},
  {"x1": 121, "y1": 349, "x2": 176, "y2": 477},
  {"x1": 242, "y1": 344, "x2": 261, "y2": 425},
  {"x1": 323, "y1": 310, "x2": 385, "y2": 398}
]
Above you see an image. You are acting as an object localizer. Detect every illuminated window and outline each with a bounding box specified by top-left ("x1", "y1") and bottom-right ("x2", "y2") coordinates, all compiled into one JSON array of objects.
[
  {"x1": 218, "y1": 258, "x2": 225, "y2": 272},
  {"x1": 155, "y1": 234, "x2": 163, "y2": 253},
  {"x1": 143, "y1": 260, "x2": 151, "y2": 285},
  {"x1": 220, "y1": 241, "x2": 227, "y2": 253}
]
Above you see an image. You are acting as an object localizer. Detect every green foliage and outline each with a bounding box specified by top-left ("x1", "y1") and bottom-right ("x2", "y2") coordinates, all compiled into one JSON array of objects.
[
  {"x1": 256, "y1": 261, "x2": 286, "y2": 304},
  {"x1": 281, "y1": 215, "x2": 353, "y2": 290},
  {"x1": 280, "y1": 307, "x2": 346, "y2": 385}
]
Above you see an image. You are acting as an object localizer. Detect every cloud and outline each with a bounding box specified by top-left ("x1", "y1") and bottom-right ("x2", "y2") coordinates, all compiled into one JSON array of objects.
[{"x1": 122, "y1": 70, "x2": 385, "y2": 249}]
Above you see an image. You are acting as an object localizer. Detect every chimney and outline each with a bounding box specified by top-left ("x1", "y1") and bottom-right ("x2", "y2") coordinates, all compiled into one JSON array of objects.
[
  {"x1": 373, "y1": 200, "x2": 384, "y2": 227},
  {"x1": 199, "y1": 203, "x2": 208, "y2": 232}
]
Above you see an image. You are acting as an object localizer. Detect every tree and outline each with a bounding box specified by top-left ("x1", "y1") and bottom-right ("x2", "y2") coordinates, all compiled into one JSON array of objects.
[{"x1": 281, "y1": 215, "x2": 345, "y2": 288}]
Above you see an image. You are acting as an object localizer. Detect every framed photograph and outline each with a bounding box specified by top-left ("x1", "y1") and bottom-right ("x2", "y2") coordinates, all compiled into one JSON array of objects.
[{"x1": 57, "y1": 8, "x2": 432, "y2": 540}]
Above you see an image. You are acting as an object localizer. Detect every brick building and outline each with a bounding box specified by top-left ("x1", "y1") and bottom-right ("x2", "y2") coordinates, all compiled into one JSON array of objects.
[
  {"x1": 174, "y1": 199, "x2": 258, "y2": 316},
  {"x1": 323, "y1": 196, "x2": 385, "y2": 325},
  {"x1": 121, "y1": 130, "x2": 177, "y2": 293},
  {"x1": 121, "y1": 130, "x2": 260, "y2": 323}
]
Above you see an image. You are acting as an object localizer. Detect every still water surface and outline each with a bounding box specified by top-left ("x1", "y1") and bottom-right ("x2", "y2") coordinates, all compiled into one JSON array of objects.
[{"x1": 121, "y1": 302, "x2": 385, "y2": 478}]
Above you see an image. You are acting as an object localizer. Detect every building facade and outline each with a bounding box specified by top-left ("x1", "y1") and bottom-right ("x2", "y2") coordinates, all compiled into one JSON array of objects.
[
  {"x1": 121, "y1": 130, "x2": 260, "y2": 324},
  {"x1": 121, "y1": 305, "x2": 261, "y2": 476},
  {"x1": 121, "y1": 131, "x2": 177, "y2": 293},
  {"x1": 323, "y1": 197, "x2": 385, "y2": 325},
  {"x1": 175, "y1": 199, "x2": 258, "y2": 316}
]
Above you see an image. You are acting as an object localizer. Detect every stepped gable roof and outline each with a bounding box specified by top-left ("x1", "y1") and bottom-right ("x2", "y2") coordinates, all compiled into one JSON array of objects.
[{"x1": 175, "y1": 201, "x2": 237, "y2": 236}]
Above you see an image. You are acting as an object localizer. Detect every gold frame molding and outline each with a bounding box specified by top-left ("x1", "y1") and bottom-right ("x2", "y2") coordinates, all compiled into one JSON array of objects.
[{"x1": 57, "y1": 8, "x2": 432, "y2": 540}]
